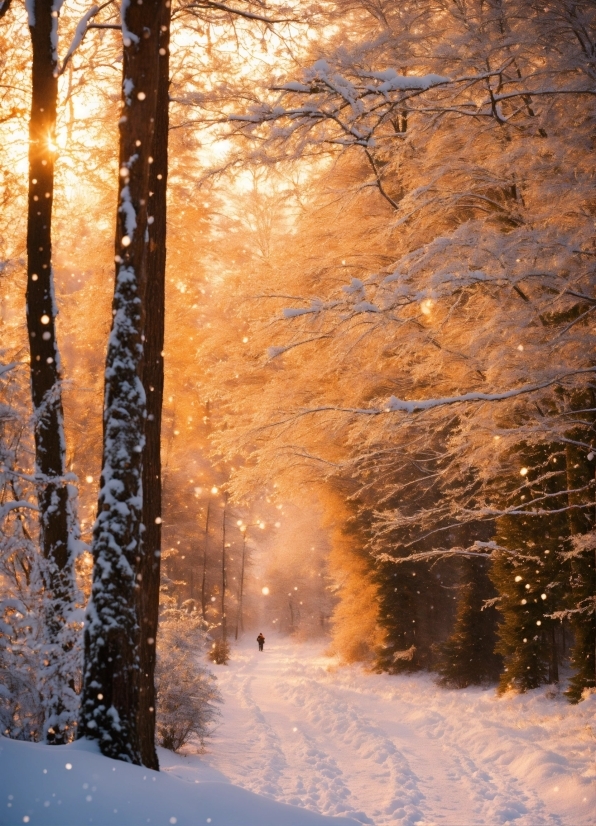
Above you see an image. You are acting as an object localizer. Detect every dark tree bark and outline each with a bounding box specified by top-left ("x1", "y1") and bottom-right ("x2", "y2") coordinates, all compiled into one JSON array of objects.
[
  {"x1": 137, "y1": 0, "x2": 171, "y2": 770},
  {"x1": 27, "y1": 0, "x2": 78, "y2": 746},
  {"x1": 79, "y1": 0, "x2": 164, "y2": 764},
  {"x1": 201, "y1": 502, "x2": 211, "y2": 619},
  {"x1": 221, "y1": 500, "x2": 227, "y2": 641},
  {"x1": 235, "y1": 530, "x2": 246, "y2": 640}
]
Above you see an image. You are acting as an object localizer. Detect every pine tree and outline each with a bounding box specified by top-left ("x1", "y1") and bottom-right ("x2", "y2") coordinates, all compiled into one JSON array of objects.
[
  {"x1": 563, "y1": 390, "x2": 596, "y2": 702},
  {"x1": 376, "y1": 557, "x2": 456, "y2": 674},
  {"x1": 375, "y1": 559, "x2": 424, "y2": 672},
  {"x1": 436, "y1": 556, "x2": 501, "y2": 688},
  {"x1": 491, "y1": 445, "x2": 569, "y2": 694},
  {"x1": 373, "y1": 454, "x2": 470, "y2": 675},
  {"x1": 565, "y1": 546, "x2": 596, "y2": 702}
]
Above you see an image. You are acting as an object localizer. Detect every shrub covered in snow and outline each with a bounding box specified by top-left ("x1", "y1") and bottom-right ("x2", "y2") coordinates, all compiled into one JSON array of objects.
[
  {"x1": 0, "y1": 359, "x2": 44, "y2": 740},
  {"x1": 156, "y1": 606, "x2": 222, "y2": 751},
  {"x1": 0, "y1": 595, "x2": 44, "y2": 741},
  {"x1": 0, "y1": 358, "x2": 83, "y2": 743}
]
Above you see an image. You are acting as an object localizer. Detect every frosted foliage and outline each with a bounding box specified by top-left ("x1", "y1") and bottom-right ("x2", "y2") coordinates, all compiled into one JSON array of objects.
[
  {"x1": 220, "y1": 0, "x2": 596, "y2": 548},
  {"x1": 0, "y1": 359, "x2": 82, "y2": 741},
  {"x1": 205, "y1": 0, "x2": 596, "y2": 696},
  {"x1": 60, "y1": 5, "x2": 101, "y2": 75},
  {"x1": 155, "y1": 608, "x2": 222, "y2": 752},
  {"x1": 37, "y1": 477, "x2": 84, "y2": 744},
  {"x1": 0, "y1": 425, "x2": 43, "y2": 743}
]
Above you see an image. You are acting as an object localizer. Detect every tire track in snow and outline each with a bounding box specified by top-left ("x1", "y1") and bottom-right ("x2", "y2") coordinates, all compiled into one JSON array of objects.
[
  {"x1": 277, "y1": 671, "x2": 425, "y2": 826},
  {"x1": 333, "y1": 673, "x2": 566, "y2": 826},
  {"x1": 203, "y1": 643, "x2": 593, "y2": 826},
  {"x1": 233, "y1": 674, "x2": 288, "y2": 799},
  {"x1": 406, "y1": 708, "x2": 564, "y2": 826},
  {"x1": 237, "y1": 660, "x2": 374, "y2": 823}
]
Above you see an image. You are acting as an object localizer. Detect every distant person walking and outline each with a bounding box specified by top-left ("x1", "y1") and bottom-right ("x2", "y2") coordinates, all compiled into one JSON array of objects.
[{"x1": 257, "y1": 633, "x2": 265, "y2": 652}]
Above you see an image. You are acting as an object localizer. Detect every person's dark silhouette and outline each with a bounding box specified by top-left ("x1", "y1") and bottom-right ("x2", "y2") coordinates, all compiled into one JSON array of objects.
[{"x1": 257, "y1": 633, "x2": 265, "y2": 652}]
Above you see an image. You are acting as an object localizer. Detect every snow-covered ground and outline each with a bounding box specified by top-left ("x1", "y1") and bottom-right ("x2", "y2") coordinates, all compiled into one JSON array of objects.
[
  {"x1": 1, "y1": 638, "x2": 594, "y2": 826},
  {"x1": 0, "y1": 731, "x2": 356, "y2": 825},
  {"x1": 195, "y1": 638, "x2": 595, "y2": 826}
]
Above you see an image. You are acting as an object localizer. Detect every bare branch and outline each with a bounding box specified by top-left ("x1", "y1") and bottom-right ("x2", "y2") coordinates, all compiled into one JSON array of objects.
[{"x1": 182, "y1": 0, "x2": 296, "y2": 24}]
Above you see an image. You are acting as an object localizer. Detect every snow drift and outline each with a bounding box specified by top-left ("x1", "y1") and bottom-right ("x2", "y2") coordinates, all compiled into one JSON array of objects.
[{"x1": 0, "y1": 735, "x2": 358, "y2": 826}]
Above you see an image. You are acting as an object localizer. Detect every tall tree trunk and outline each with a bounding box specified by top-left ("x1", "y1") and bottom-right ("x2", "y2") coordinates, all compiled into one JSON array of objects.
[
  {"x1": 235, "y1": 531, "x2": 246, "y2": 640},
  {"x1": 27, "y1": 0, "x2": 78, "y2": 746},
  {"x1": 550, "y1": 625, "x2": 559, "y2": 684},
  {"x1": 221, "y1": 501, "x2": 227, "y2": 641},
  {"x1": 79, "y1": 0, "x2": 164, "y2": 764},
  {"x1": 137, "y1": 0, "x2": 171, "y2": 770},
  {"x1": 201, "y1": 501, "x2": 210, "y2": 620}
]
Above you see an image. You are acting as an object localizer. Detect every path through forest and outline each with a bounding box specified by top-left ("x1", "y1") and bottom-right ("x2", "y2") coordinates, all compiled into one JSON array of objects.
[{"x1": 163, "y1": 639, "x2": 595, "y2": 826}]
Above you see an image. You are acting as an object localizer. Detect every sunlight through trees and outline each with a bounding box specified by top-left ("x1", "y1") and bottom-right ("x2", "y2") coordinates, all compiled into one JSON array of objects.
[{"x1": 0, "y1": 0, "x2": 595, "y2": 785}]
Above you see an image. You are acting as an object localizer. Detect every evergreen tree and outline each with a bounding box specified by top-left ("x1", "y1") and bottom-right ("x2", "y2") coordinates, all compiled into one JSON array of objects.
[
  {"x1": 375, "y1": 557, "x2": 456, "y2": 674},
  {"x1": 375, "y1": 559, "x2": 422, "y2": 673},
  {"x1": 565, "y1": 544, "x2": 596, "y2": 702},
  {"x1": 373, "y1": 446, "x2": 475, "y2": 675},
  {"x1": 491, "y1": 445, "x2": 569, "y2": 694},
  {"x1": 436, "y1": 556, "x2": 501, "y2": 688},
  {"x1": 563, "y1": 391, "x2": 596, "y2": 702}
]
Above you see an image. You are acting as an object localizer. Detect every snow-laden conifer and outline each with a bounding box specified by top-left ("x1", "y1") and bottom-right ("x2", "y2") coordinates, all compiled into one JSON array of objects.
[
  {"x1": 436, "y1": 557, "x2": 501, "y2": 688},
  {"x1": 490, "y1": 445, "x2": 569, "y2": 692}
]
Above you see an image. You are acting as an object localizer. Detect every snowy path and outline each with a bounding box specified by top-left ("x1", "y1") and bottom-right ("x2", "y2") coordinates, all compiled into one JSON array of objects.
[{"x1": 168, "y1": 639, "x2": 596, "y2": 826}]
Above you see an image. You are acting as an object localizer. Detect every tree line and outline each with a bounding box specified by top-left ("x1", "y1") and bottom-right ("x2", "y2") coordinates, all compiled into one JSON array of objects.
[{"x1": 203, "y1": 0, "x2": 596, "y2": 701}]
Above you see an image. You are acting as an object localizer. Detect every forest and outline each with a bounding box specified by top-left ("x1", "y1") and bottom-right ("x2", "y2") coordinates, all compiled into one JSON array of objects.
[{"x1": 0, "y1": 0, "x2": 595, "y2": 823}]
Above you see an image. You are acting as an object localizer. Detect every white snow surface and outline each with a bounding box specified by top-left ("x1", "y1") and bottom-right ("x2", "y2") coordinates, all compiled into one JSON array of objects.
[
  {"x1": 2, "y1": 639, "x2": 595, "y2": 825},
  {"x1": 0, "y1": 734, "x2": 356, "y2": 826},
  {"x1": 194, "y1": 640, "x2": 595, "y2": 826}
]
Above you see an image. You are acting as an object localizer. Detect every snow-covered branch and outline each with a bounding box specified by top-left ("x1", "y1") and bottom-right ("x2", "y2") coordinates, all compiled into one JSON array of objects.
[{"x1": 59, "y1": 1, "x2": 115, "y2": 75}]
